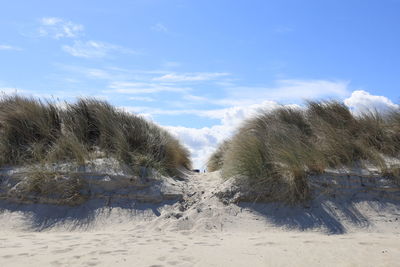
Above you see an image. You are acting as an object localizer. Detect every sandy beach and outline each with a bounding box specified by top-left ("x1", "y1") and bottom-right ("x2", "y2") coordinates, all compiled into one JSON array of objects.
[
  {"x1": 1, "y1": 172, "x2": 399, "y2": 267},
  {"x1": 1, "y1": 229, "x2": 399, "y2": 267}
]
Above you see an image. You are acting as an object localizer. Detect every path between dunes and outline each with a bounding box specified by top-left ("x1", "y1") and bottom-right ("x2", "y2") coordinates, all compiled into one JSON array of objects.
[{"x1": 1, "y1": 172, "x2": 400, "y2": 266}]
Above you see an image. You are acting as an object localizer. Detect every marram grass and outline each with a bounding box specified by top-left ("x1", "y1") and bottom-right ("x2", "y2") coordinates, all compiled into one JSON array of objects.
[{"x1": 208, "y1": 101, "x2": 400, "y2": 204}]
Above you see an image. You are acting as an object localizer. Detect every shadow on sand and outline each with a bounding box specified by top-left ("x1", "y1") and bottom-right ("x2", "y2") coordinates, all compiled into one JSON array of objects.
[
  {"x1": 238, "y1": 195, "x2": 399, "y2": 234},
  {"x1": 0, "y1": 198, "x2": 178, "y2": 231}
]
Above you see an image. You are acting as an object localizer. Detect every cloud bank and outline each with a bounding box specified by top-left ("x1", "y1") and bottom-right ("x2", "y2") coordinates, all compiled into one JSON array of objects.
[{"x1": 344, "y1": 90, "x2": 399, "y2": 115}]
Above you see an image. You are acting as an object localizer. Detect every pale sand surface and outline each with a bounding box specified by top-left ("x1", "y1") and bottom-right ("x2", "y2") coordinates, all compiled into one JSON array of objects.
[
  {"x1": 0, "y1": 230, "x2": 399, "y2": 267},
  {"x1": 1, "y1": 172, "x2": 399, "y2": 266}
]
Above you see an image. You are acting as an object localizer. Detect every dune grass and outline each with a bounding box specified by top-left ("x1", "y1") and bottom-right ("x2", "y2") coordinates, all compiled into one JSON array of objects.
[
  {"x1": 0, "y1": 95, "x2": 191, "y2": 175},
  {"x1": 208, "y1": 101, "x2": 400, "y2": 204},
  {"x1": 207, "y1": 140, "x2": 231, "y2": 172}
]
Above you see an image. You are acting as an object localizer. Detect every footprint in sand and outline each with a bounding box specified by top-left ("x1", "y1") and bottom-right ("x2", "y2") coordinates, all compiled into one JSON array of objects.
[
  {"x1": 255, "y1": 242, "x2": 277, "y2": 246},
  {"x1": 17, "y1": 234, "x2": 35, "y2": 238},
  {"x1": 2, "y1": 254, "x2": 13, "y2": 259},
  {"x1": 167, "y1": 261, "x2": 181, "y2": 266},
  {"x1": 358, "y1": 242, "x2": 376, "y2": 245},
  {"x1": 50, "y1": 260, "x2": 61, "y2": 266},
  {"x1": 179, "y1": 256, "x2": 194, "y2": 262},
  {"x1": 85, "y1": 261, "x2": 99, "y2": 266},
  {"x1": 52, "y1": 248, "x2": 73, "y2": 253},
  {"x1": 112, "y1": 249, "x2": 128, "y2": 253},
  {"x1": 98, "y1": 250, "x2": 112, "y2": 255},
  {"x1": 17, "y1": 253, "x2": 30, "y2": 256},
  {"x1": 157, "y1": 256, "x2": 167, "y2": 261}
]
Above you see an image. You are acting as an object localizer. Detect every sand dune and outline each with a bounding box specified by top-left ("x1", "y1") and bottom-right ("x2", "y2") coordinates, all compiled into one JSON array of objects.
[{"x1": 1, "y1": 172, "x2": 399, "y2": 266}]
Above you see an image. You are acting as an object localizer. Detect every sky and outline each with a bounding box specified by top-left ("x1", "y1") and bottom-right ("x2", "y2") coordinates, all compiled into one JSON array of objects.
[{"x1": 1, "y1": 0, "x2": 400, "y2": 168}]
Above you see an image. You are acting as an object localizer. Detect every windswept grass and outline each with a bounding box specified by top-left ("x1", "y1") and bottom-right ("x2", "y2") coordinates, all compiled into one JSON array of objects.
[
  {"x1": 210, "y1": 101, "x2": 400, "y2": 204},
  {"x1": 207, "y1": 140, "x2": 231, "y2": 172},
  {"x1": 0, "y1": 95, "x2": 61, "y2": 165},
  {"x1": 0, "y1": 95, "x2": 191, "y2": 175}
]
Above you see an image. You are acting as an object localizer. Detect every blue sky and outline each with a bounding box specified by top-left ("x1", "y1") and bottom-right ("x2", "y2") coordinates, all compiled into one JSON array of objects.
[{"x1": 1, "y1": 0, "x2": 400, "y2": 167}]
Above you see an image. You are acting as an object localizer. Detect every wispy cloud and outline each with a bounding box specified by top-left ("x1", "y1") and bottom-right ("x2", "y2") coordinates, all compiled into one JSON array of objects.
[
  {"x1": 154, "y1": 72, "x2": 230, "y2": 82},
  {"x1": 108, "y1": 81, "x2": 190, "y2": 94},
  {"x1": 84, "y1": 68, "x2": 112, "y2": 79},
  {"x1": 0, "y1": 45, "x2": 22, "y2": 51},
  {"x1": 129, "y1": 96, "x2": 155, "y2": 102},
  {"x1": 0, "y1": 87, "x2": 25, "y2": 94},
  {"x1": 151, "y1": 23, "x2": 168, "y2": 33},
  {"x1": 38, "y1": 17, "x2": 84, "y2": 39},
  {"x1": 62, "y1": 40, "x2": 136, "y2": 58},
  {"x1": 217, "y1": 79, "x2": 350, "y2": 106},
  {"x1": 125, "y1": 100, "x2": 287, "y2": 125},
  {"x1": 152, "y1": 79, "x2": 350, "y2": 107}
]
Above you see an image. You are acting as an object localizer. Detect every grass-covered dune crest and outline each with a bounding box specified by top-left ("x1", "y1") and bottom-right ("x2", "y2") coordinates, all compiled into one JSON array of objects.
[
  {"x1": 0, "y1": 95, "x2": 191, "y2": 205},
  {"x1": 208, "y1": 101, "x2": 400, "y2": 204},
  {"x1": 0, "y1": 95, "x2": 191, "y2": 172}
]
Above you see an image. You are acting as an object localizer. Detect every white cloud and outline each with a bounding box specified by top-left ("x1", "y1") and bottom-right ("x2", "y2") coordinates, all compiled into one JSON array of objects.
[
  {"x1": 41, "y1": 17, "x2": 62, "y2": 25},
  {"x1": 162, "y1": 100, "x2": 296, "y2": 169},
  {"x1": 154, "y1": 72, "x2": 230, "y2": 82},
  {"x1": 165, "y1": 125, "x2": 233, "y2": 169},
  {"x1": 0, "y1": 87, "x2": 25, "y2": 94},
  {"x1": 124, "y1": 100, "x2": 295, "y2": 126},
  {"x1": 0, "y1": 45, "x2": 22, "y2": 51},
  {"x1": 344, "y1": 90, "x2": 399, "y2": 114},
  {"x1": 62, "y1": 41, "x2": 135, "y2": 58},
  {"x1": 129, "y1": 96, "x2": 155, "y2": 102},
  {"x1": 39, "y1": 17, "x2": 83, "y2": 39},
  {"x1": 151, "y1": 23, "x2": 168, "y2": 33},
  {"x1": 108, "y1": 81, "x2": 190, "y2": 94},
  {"x1": 221, "y1": 79, "x2": 350, "y2": 106},
  {"x1": 85, "y1": 69, "x2": 112, "y2": 79},
  {"x1": 165, "y1": 80, "x2": 350, "y2": 107},
  {"x1": 134, "y1": 100, "x2": 287, "y2": 168}
]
